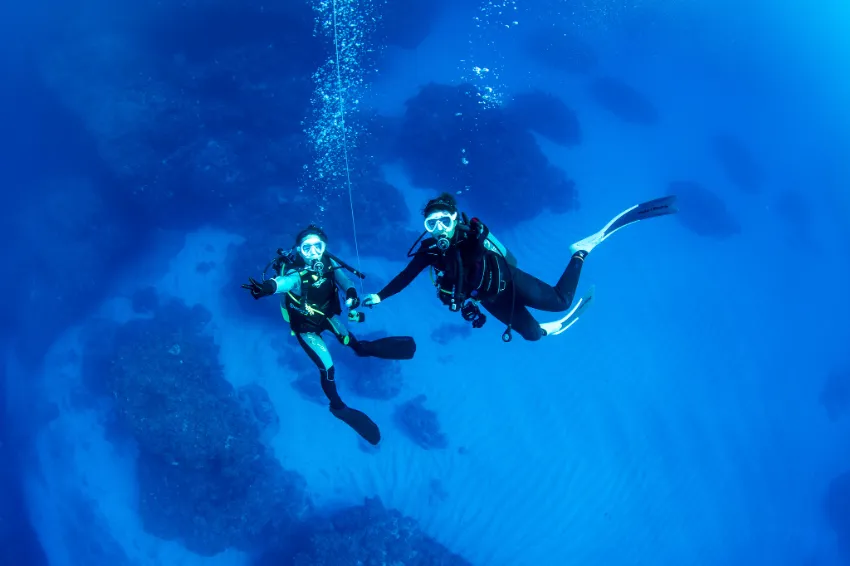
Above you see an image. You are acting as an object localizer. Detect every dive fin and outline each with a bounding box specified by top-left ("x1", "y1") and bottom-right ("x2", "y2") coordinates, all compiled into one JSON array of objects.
[
  {"x1": 540, "y1": 285, "x2": 595, "y2": 337},
  {"x1": 357, "y1": 336, "x2": 417, "y2": 360},
  {"x1": 570, "y1": 195, "x2": 679, "y2": 255},
  {"x1": 330, "y1": 406, "x2": 381, "y2": 445},
  {"x1": 604, "y1": 195, "x2": 679, "y2": 238}
]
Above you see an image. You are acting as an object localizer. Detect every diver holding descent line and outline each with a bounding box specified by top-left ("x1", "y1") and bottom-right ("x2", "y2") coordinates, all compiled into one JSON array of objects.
[
  {"x1": 360, "y1": 193, "x2": 679, "y2": 342},
  {"x1": 241, "y1": 225, "x2": 416, "y2": 445}
]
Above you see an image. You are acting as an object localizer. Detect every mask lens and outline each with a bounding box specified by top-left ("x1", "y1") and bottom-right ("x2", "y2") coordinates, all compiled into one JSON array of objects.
[
  {"x1": 299, "y1": 239, "x2": 325, "y2": 256},
  {"x1": 424, "y1": 213, "x2": 455, "y2": 232}
]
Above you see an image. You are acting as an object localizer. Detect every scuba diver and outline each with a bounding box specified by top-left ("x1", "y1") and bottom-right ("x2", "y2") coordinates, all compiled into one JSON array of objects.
[
  {"x1": 361, "y1": 193, "x2": 678, "y2": 342},
  {"x1": 241, "y1": 225, "x2": 416, "y2": 445}
]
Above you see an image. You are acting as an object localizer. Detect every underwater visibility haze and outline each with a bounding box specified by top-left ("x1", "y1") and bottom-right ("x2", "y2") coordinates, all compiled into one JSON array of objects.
[{"x1": 2, "y1": 0, "x2": 850, "y2": 564}]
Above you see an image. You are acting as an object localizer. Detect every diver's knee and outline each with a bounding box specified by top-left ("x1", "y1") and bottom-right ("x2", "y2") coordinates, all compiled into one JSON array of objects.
[{"x1": 520, "y1": 328, "x2": 544, "y2": 341}]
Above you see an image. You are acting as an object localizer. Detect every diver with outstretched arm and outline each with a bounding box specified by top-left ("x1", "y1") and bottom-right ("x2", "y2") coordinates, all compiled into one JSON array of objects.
[
  {"x1": 242, "y1": 225, "x2": 416, "y2": 445},
  {"x1": 361, "y1": 192, "x2": 678, "y2": 342}
]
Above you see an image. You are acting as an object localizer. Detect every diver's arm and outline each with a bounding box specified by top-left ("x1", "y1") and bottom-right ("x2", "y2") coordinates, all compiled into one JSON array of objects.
[
  {"x1": 376, "y1": 253, "x2": 432, "y2": 301},
  {"x1": 272, "y1": 272, "x2": 301, "y2": 295}
]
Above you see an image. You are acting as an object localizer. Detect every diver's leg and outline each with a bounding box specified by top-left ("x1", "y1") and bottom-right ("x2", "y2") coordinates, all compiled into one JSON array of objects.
[
  {"x1": 295, "y1": 332, "x2": 344, "y2": 410},
  {"x1": 509, "y1": 261, "x2": 584, "y2": 313},
  {"x1": 302, "y1": 320, "x2": 382, "y2": 445},
  {"x1": 481, "y1": 290, "x2": 545, "y2": 341}
]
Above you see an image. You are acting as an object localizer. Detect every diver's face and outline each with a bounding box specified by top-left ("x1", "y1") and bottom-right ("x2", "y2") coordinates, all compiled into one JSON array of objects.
[
  {"x1": 424, "y1": 210, "x2": 457, "y2": 239},
  {"x1": 298, "y1": 235, "x2": 326, "y2": 264}
]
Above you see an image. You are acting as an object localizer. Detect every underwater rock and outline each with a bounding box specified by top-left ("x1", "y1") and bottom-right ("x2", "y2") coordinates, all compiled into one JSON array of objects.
[
  {"x1": 825, "y1": 471, "x2": 850, "y2": 562},
  {"x1": 83, "y1": 299, "x2": 310, "y2": 556},
  {"x1": 290, "y1": 373, "x2": 327, "y2": 406},
  {"x1": 430, "y1": 323, "x2": 473, "y2": 345},
  {"x1": 711, "y1": 134, "x2": 764, "y2": 193},
  {"x1": 130, "y1": 286, "x2": 159, "y2": 314},
  {"x1": 391, "y1": 82, "x2": 579, "y2": 227},
  {"x1": 0, "y1": 358, "x2": 50, "y2": 566},
  {"x1": 394, "y1": 394, "x2": 449, "y2": 450},
  {"x1": 274, "y1": 497, "x2": 472, "y2": 566},
  {"x1": 238, "y1": 382, "x2": 281, "y2": 442},
  {"x1": 520, "y1": 25, "x2": 598, "y2": 75},
  {"x1": 820, "y1": 368, "x2": 850, "y2": 422},
  {"x1": 668, "y1": 181, "x2": 741, "y2": 239},
  {"x1": 773, "y1": 188, "x2": 812, "y2": 246},
  {"x1": 505, "y1": 90, "x2": 582, "y2": 147},
  {"x1": 6, "y1": 177, "x2": 135, "y2": 363},
  {"x1": 36, "y1": 1, "x2": 319, "y2": 228},
  {"x1": 589, "y1": 77, "x2": 659, "y2": 125},
  {"x1": 340, "y1": 175, "x2": 423, "y2": 260},
  {"x1": 378, "y1": 0, "x2": 453, "y2": 50},
  {"x1": 348, "y1": 357, "x2": 404, "y2": 401}
]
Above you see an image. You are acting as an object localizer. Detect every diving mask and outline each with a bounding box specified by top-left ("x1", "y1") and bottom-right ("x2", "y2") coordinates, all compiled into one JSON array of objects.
[
  {"x1": 424, "y1": 211, "x2": 457, "y2": 233},
  {"x1": 299, "y1": 235, "x2": 326, "y2": 263}
]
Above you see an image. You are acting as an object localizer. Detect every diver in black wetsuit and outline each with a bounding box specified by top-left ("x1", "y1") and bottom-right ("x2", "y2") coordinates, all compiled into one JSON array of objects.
[
  {"x1": 362, "y1": 193, "x2": 678, "y2": 342},
  {"x1": 241, "y1": 225, "x2": 416, "y2": 445}
]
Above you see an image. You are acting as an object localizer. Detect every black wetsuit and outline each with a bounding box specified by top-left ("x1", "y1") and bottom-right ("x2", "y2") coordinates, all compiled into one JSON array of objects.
[
  {"x1": 278, "y1": 259, "x2": 415, "y2": 410},
  {"x1": 377, "y1": 228, "x2": 585, "y2": 341}
]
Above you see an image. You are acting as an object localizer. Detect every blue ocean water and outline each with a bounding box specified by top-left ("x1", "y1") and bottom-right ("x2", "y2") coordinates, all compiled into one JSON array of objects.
[{"x1": 2, "y1": 0, "x2": 849, "y2": 564}]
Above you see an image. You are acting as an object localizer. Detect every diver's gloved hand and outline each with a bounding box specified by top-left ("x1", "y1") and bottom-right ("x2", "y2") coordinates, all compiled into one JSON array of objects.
[
  {"x1": 468, "y1": 217, "x2": 489, "y2": 240},
  {"x1": 241, "y1": 277, "x2": 277, "y2": 300},
  {"x1": 362, "y1": 294, "x2": 381, "y2": 308},
  {"x1": 345, "y1": 288, "x2": 360, "y2": 309}
]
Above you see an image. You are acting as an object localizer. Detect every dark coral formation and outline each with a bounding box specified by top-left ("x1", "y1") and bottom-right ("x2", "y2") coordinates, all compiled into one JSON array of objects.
[
  {"x1": 711, "y1": 134, "x2": 764, "y2": 194},
  {"x1": 430, "y1": 323, "x2": 473, "y2": 345},
  {"x1": 0, "y1": 353, "x2": 50, "y2": 566},
  {"x1": 825, "y1": 472, "x2": 850, "y2": 562},
  {"x1": 773, "y1": 189, "x2": 812, "y2": 247},
  {"x1": 668, "y1": 181, "x2": 741, "y2": 239},
  {"x1": 504, "y1": 90, "x2": 582, "y2": 147},
  {"x1": 332, "y1": 331, "x2": 405, "y2": 401},
  {"x1": 37, "y1": 2, "x2": 322, "y2": 228},
  {"x1": 820, "y1": 368, "x2": 850, "y2": 422},
  {"x1": 519, "y1": 25, "x2": 598, "y2": 75},
  {"x1": 238, "y1": 382, "x2": 281, "y2": 443},
  {"x1": 394, "y1": 395, "x2": 449, "y2": 450},
  {"x1": 83, "y1": 299, "x2": 309, "y2": 556},
  {"x1": 589, "y1": 77, "x2": 659, "y2": 125},
  {"x1": 378, "y1": 0, "x2": 453, "y2": 50},
  {"x1": 389, "y1": 82, "x2": 578, "y2": 226},
  {"x1": 346, "y1": 355, "x2": 404, "y2": 401},
  {"x1": 258, "y1": 497, "x2": 472, "y2": 566},
  {"x1": 5, "y1": 176, "x2": 138, "y2": 363},
  {"x1": 130, "y1": 286, "x2": 159, "y2": 315}
]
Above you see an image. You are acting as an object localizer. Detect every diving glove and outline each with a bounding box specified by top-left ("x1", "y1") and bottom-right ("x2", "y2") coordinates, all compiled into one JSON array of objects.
[
  {"x1": 362, "y1": 294, "x2": 381, "y2": 307},
  {"x1": 241, "y1": 277, "x2": 276, "y2": 300},
  {"x1": 345, "y1": 288, "x2": 360, "y2": 309}
]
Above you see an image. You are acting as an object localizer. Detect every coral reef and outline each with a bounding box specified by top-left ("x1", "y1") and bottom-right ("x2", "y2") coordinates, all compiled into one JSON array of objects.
[
  {"x1": 519, "y1": 25, "x2": 597, "y2": 75},
  {"x1": 394, "y1": 395, "x2": 449, "y2": 450},
  {"x1": 711, "y1": 134, "x2": 764, "y2": 193},
  {"x1": 589, "y1": 77, "x2": 659, "y2": 125},
  {"x1": 668, "y1": 181, "x2": 741, "y2": 239},
  {"x1": 83, "y1": 299, "x2": 309, "y2": 556},
  {"x1": 389, "y1": 82, "x2": 579, "y2": 226},
  {"x1": 258, "y1": 497, "x2": 472, "y2": 566},
  {"x1": 825, "y1": 471, "x2": 850, "y2": 562},
  {"x1": 504, "y1": 90, "x2": 582, "y2": 147},
  {"x1": 430, "y1": 323, "x2": 473, "y2": 345},
  {"x1": 820, "y1": 368, "x2": 850, "y2": 422}
]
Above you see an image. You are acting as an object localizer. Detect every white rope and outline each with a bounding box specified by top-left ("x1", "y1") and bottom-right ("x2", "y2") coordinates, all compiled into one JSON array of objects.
[{"x1": 331, "y1": 0, "x2": 364, "y2": 294}]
